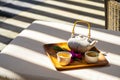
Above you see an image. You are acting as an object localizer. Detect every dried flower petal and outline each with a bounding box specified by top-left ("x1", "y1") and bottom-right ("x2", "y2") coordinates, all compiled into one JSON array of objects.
[{"x1": 70, "y1": 50, "x2": 82, "y2": 59}]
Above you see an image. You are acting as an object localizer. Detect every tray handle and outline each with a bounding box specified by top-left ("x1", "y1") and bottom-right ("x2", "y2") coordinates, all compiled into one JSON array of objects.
[{"x1": 72, "y1": 20, "x2": 91, "y2": 39}]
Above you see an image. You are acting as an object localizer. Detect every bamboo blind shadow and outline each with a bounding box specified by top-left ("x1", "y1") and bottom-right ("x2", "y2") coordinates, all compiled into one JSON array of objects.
[{"x1": 107, "y1": 0, "x2": 120, "y2": 31}]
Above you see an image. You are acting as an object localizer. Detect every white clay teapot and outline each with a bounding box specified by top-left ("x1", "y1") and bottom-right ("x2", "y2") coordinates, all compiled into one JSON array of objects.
[{"x1": 67, "y1": 20, "x2": 97, "y2": 53}]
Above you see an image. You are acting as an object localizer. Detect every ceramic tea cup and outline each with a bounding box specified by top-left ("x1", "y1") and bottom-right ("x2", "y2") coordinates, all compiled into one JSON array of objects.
[
  {"x1": 57, "y1": 51, "x2": 72, "y2": 66},
  {"x1": 85, "y1": 51, "x2": 99, "y2": 63}
]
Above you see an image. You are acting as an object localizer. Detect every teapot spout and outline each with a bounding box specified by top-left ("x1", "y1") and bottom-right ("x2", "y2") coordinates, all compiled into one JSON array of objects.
[{"x1": 90, "y1": 40, "x2": 98, "y2": 46}]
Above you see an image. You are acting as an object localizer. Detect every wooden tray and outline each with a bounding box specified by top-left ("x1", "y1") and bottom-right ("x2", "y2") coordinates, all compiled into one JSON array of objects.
[{"x1": 43, "y1": 42, "x2": 109, "y2": 71}]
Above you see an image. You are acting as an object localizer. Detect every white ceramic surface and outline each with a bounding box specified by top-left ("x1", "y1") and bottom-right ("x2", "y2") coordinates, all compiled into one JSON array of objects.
[
  {"x1": 85, "y1": 51, "x2": 99, "y2": 63},
  {"x1": 57, "y1": 51, "x2": 72, "y2": 66}
]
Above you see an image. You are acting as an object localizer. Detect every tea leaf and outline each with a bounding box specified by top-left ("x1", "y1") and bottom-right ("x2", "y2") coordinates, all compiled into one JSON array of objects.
[
  {"x1": 73, "y1": 58, "x2": 80, "y2": 61},
  {"x1": 53, "y1": 46, "x2": 63, "y2": 51}
]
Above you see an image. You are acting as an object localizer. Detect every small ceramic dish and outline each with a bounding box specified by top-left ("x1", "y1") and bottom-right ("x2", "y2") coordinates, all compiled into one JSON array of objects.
[
  {"x1": 57, "y1": 51, "x2": 72, "y2": 66},
  {"x1": 85, "y1": 51, "x2": 99, "y2": 63}
]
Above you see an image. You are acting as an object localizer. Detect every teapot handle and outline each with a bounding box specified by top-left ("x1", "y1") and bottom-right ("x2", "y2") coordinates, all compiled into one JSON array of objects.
[{"x1": 72, "y1": 20, "x2": 91, "y2": 39}]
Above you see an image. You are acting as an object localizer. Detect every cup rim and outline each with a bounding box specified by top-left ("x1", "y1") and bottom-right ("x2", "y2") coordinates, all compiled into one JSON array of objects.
[
  {"x1": 85, "y1": 51, "x2": 99, "y2": 57},
  {"x1": 57, "y1": 51, "x2": 72, "y2": 58}
]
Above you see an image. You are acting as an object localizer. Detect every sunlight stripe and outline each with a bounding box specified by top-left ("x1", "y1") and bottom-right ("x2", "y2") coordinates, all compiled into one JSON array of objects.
[
  {"x1": 31, "y1": 5, "x2": 105, "y2": 26},
  {"x1": 0, "y1": 67, "x2": 25, "y2": 80},
  {"x1": 1, "y1": 2, "x2": 104, "y2": 26},
  {"x1": 3, "y1": 18, "x2": 30, "y2": 28},
  {"x1": 45, "y1": 0, "x2": 105, "y2": 16},
  {"x1": 91, "y1": 30, "x2": 120, "y2": 46},
  {"x1": 34, "y1": 20, "x2": 72, "y2": 32},
  {"x1": 1, "y1": 6, "x2": 71, "y2": 25},
  {"x1": 11, "y1": 0, "x2": 35, "y2": 8},
  {"x1": 107, "y1": 52, "x2": 120, "y2": 66},
  {"x1": 73, "y1": 26, "x2": 120, "y2": 45},
  {"x1": 0, "y1": 28, "x2": 18, "y2": 39},
  {"x1": 70, "y1": 0, "x2": 104, "y2": 8},
  {"x1": 19, "y1": 11, "x2": 72, "y2": 25},
  {"x1": 33, "y1": 21, "x2": 120, "y2": 46},
  {"x1": 19, "y1": 29, "x2": 66, "y2": 43},
  {"x1": 1, "y1": 7, "x2": 24, "y2": 14},
  {"x1": 0, "y1": 42, "x2": 7, "y2": 50},
  {"x1": 63, "y1": 69, "x2": 120, "y2": 80},
  {"x1": 1, "y1": 44, "x2": 54, "y2": 70}
]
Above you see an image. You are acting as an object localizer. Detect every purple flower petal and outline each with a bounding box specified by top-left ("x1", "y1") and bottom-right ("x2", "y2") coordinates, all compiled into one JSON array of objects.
[
  {"x1": 69, "y1": 50, "x2": 75, "y2": 58},
  {"x1": 70, "y1": 50, "x2": 82, "y2": 59},
  {"x1": 75, "y1": 53, "x2": 82, "y2": 58}
]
